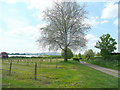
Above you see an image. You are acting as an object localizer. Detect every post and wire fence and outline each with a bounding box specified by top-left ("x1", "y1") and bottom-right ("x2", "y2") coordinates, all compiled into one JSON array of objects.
[{"x1": 2, "y1": 57, "x2": 62, "y2": 80}]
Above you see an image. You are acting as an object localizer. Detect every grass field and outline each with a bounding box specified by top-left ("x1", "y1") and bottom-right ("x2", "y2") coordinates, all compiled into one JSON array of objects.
[
  {"x1": 81, "y1": 57, "x2": 119, "y2": 70},
  {"x1": 2, "y1": 58, "x2": 118, "y2": 88}
]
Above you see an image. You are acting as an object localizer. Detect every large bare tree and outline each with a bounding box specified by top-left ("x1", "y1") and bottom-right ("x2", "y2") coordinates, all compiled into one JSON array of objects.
[{"x1": 38, "y1": 1, "x2": 91, "y2": 62}]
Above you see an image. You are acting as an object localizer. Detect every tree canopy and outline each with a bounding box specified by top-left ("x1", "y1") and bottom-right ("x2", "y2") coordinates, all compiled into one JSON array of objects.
[
  {"x1": 95, "y1": 34, "x2": 117, "y2": 59},
  {"x1": 95, "y1": 34, "x2": 117, "y2": 53},
  {"x1": 96, "y1": 52, "x2": 101, "y2": 56},
  {"x1": 78, "y1": 53, "x2": 82, "y2": 57},
  {"x1": 84, "y1": 49, "x2": 95, "y2": 60},
  {"x1": 38, "y1": 1, "x2": 91, "y2": 61},
  {"x1": 61, "y1": 48, "x2": 73, "y2": 59}
]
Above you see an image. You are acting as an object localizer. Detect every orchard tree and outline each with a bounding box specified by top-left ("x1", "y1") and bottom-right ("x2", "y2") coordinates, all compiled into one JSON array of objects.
[
  {"x1": 84, "y1": 49, "x2": 95, "y2": 60},
  {"x1": 61, "y1": 48, "x2": 73, "y2": 59},
  {"x1": 96, "y1": 52, "x2": 101, "y2": 56},
  {"x1": 95, "y1": 34, "x2": 117, "y2": 59},
  {"x1": 38, "y1": 1, "x2": 91, "y2": 62},
  {"x1": 78, "y1": 53, "x2": 82, "y2": 57}
]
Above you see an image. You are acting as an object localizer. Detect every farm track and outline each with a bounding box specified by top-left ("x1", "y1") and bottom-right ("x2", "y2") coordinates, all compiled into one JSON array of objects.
[{"x1": 80, "y1": 61, "x2": 120, "y2": 78}]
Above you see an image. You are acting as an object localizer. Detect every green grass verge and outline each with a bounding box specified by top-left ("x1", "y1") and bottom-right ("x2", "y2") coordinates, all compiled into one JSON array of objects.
[
  {"x1": 2, "y1": 58, "x2": 118, "y2": 88},
  {"x1": 81, "y1": 57, "x2": 119, "y2": 70}
]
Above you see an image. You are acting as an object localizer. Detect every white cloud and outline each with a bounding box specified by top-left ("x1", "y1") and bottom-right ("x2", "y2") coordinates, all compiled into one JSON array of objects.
[
  {"x1": 85, "y1": 16, "x2": 109, "y2": 27},
  {"x1": 4, "y1": 17, "x2": 29, "y2": 31},
  {"x1": 0, "y1": 28, "x2": 3, "y2": 33},
  {"x1": 85, "y1": 16, "x2": 100, "y2": 27},
  {"x1": 101, "y1": 20, "x2": 108, "y2": 24},
  {"x1": 101, "y1": 2, "x2": 118, "y2": 19},
  {"x1": 0, "y1": 0, "x2": 29, "y2": 4},
  {"x1": 28, "y1": 0, "x2": 52, "y2": 10},
  {"x1": 4, "y1": 23, "x2": 47, "y2": 41},
  {"x1": 0, "y1": 23, "x2": 47, "y2": 53},
  {"x1": 0, "y1": 0, "x2": 52, "y2": 20},
  {"x1": 0, "y1": 6, "x2": 30, "y2": 31},
  {"x1": 85, "y1": 34, "x2": 99, "y2": 41},
  {"x1": 0, "y1": 0, "x2": 50, "y2": 53},
  {"x1": 0, "y1": 0, "x2": 52, "y2": 9},
  {"x1": 27, "y1": 0, "x2": 52, "y2": 20},
  {"x1": 85, "y1": 34, "x2": 100, "y2": 53},
  {"x1": 0, "y1": 35, "x2": 39, "y2": 53}
]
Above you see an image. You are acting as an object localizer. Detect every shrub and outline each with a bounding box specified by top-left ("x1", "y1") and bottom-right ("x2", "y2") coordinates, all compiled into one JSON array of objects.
[
  {"x1": 72, "y1": 57, "x2": 80, "y2": 62},
  {"x1": 84, "y1": 49, "x2": 95, "y2": 60},
  {"x1": 61, "y1": 48, "x2": 73, "y2": 59},
  {"x1": 78, "y1": 53, "x2": 82, "y2": 58},
  {"x1": 81, "y1": 55, "x2": 87, "y2": 60},
  {"x1": 110, "y1": 55, "x2": 120, "y2": 61},
  {"x1": 116, "y1": 54, "x2": 120, "y2": 60},
  {"x1": 72, "y1": 55, "x2": 81, "y2": 62},
  {"x1": 49, "y1": 55, "x2": 62, "y2": 58},
  {"x1": 100, "y1": 49, "x2": 110, "y2": 60},
  {"x1": 96, "y1": 52, "x2": 101, "y2": 56}
]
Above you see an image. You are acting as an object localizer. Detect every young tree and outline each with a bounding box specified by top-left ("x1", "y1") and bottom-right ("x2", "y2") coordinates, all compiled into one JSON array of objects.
[
  {"x1": 95, "y1": 34, "x2": 117, "y2": 60},
  {"x1": 84, "y1": 49, "x2": 95, "y2": 60},
  {"x1": 38, "y1": 1, "x2": 91, "y2": 62},
  {"x1": 78, "y1": 53, "x2": 82, "y2": 57},
  {"x1": 61, "y1": 48, "x2": 73, "y2": 59},
  {"x1": 96, "y1": 52, "x2": 101, "y2": 56}
]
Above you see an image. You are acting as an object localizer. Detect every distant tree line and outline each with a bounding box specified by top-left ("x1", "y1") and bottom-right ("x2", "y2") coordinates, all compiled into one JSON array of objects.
[{"x1": 9, "y1": 53, "x2": 26, "y2": 55}]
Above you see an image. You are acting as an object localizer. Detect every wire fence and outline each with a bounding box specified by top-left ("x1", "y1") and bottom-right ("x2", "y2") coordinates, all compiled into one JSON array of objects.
[{"x1": 2, "y1": 58, "x2": 62, "y2": 80}]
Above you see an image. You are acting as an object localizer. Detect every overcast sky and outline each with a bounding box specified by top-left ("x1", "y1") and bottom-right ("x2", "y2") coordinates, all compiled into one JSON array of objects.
[{"x1": 0, "y1": 0, "x2": 119, "y2": 54}]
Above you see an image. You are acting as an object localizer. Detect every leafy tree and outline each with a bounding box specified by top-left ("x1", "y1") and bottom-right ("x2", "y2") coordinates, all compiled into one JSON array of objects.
[
  {"x1": 96, "y1": 52, "x2": 101, "y2": 56},
  {"x1": 84, "y1": 49, "x2": 95, "y2": 60},
  {"x1": 78, "y1": 53, "x2": 82, "y2": 57},
  {"x1": 95, "y1": 34, "x2": 117, "y2": 60},
  {"x1": 37, "y1": 1, "x2": 91, "y2": 62},
  {"x1": 100, "y1": 49, "x2": 110, "y2": 60},
  {"x1": 61, "y1": 48, "x2": 73, "y2": 59}
]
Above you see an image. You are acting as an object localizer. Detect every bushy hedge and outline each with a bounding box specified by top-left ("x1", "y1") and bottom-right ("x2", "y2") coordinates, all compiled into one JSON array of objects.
[
  {"x1": 72, "y1": 55, "x2": 81, "y2": 62},
  {"x1": 72, "y1": 57, "x2": 80, "y2": 60},
  {"x1": 49, "y1": 55, "x2": 62, "y2": 58},
  {"x1": 61, "y1": 48, "x2": 73, "y2": 59},
  {"x1": 109, "y1": 55, "x2": 120, "y2": 61},
  {"x1": 81, "y1": 55, "x2": 95, "y2": 60}
]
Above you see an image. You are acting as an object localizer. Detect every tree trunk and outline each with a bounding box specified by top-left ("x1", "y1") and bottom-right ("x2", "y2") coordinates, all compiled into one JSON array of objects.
[
  {"x1": 64, "y1": 26, "x2": 68, "y2": 62},
  {"x1": 64, "y1": 47, "x2": 68, "y2": 62}
]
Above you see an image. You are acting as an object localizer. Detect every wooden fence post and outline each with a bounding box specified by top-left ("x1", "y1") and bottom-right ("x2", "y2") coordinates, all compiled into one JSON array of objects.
[
  {"x1": 17, "y1": 60, "x2": 19, "y2": 64},
  {"x1": 56, "y1": 58, "x2": 57, "y2": 68},
  {"x1": 9, "y1": 62, "x2": 12, "y2": 75},
  {"x1": 27, "y1": 61, "x2": 29, "y2": 65},
  {"x1": 34, "y1": 63, "x2": 37, "y2": 80},
  {"x1": 50, "y1": 57, "x2": 52, "y2": 62},
  {"x1": 2, "y1": 58, "x2": 4, "y2": 63},
  {"x1": 40, "y1": 60, "x2": 42, "y2": 68}
]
